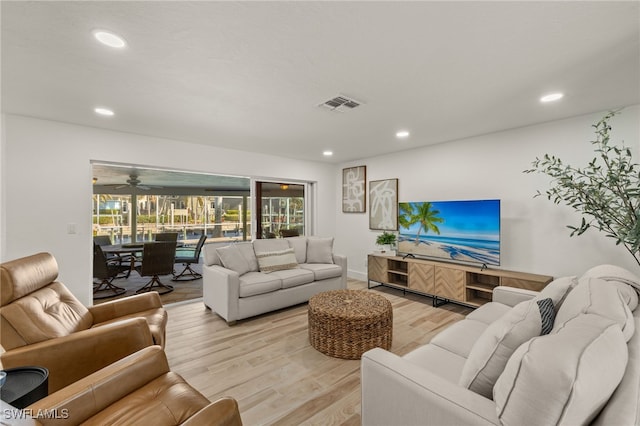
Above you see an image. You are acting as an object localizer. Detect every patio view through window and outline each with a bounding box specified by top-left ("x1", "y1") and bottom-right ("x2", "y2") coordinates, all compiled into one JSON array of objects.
[{"x1": 92, "y1": 194, "x2": 250, "y2": 244}]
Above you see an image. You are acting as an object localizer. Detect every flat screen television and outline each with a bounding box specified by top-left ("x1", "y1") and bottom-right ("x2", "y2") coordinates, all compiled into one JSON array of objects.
[{"x1": 397, "y1": 199, "x2": 501, "y2": 266}]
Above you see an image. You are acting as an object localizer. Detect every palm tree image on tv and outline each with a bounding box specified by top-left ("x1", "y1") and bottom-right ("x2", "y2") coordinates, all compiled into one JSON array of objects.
[
  {"x1": 399, "y1": 202, "x2": 444, "y2": 245},
  {"x1": 398, "y1": 200, "x2": 501, "y2": 266}
]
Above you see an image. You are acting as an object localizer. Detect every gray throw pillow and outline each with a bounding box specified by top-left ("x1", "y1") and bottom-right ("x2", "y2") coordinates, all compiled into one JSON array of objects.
[
  {"x1": 216, "y1": 244, "x2": 250, "y2": 275},
  {"x1": 306, "y1": 237, "x2": 334, "y2": 264}
]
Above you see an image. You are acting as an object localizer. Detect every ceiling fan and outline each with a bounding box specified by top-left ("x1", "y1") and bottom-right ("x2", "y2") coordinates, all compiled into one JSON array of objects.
[{"x1": 109, "y1": 174, "x2": 162, "y2": 191}]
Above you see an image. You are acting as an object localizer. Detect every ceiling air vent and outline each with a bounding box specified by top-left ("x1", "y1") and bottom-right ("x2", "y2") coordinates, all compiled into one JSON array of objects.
[{"x1": 318, "y1": 95, "x2": 362, "y2": 112}]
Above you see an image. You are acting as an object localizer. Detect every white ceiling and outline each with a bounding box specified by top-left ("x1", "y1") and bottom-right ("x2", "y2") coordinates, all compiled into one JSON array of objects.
[{"x1": 2, "y1": 1, "x2": 639, "y2": 165}]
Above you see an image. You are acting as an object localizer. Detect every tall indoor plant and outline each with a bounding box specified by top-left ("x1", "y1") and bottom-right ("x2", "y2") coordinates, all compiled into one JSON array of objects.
[{"x1": 524, "y1": 110, "x2": 640, "y2": 267}]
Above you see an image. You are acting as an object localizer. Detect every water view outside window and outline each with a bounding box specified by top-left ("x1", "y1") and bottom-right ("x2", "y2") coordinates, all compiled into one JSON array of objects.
[
  {"x1": 255, "y1": 182, "x2": 304, "y2": 238},
  {"x1": 93, "y1": 194, "x2": 251, "y2": 244}
]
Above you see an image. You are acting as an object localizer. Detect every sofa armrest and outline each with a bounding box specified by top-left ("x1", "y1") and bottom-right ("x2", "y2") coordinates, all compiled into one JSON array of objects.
[
  {"x1": 182, "y1": 397, "x2": 243, "y2": 426},
  {"x1": 88, "y1": 292, "x2": 163, "y2": 323},
  {"x1": 1, "y1": 318, "x2": 154, "y2": 393},
  {"x1": 203, "y1": 264, "x2": 240, "y2": 323},
  {"x1": 332, "y1": 254, "x2": 348, "y2": 288},
  {"x1": 491, "y1": 286, "x2": 538, "y2": 307},
  {"x1": 361, "y1": 348, "x2": 499, "y2": 426},
  {"x1": 27, "y1": 346, "x2": 169, "y2": 425}
]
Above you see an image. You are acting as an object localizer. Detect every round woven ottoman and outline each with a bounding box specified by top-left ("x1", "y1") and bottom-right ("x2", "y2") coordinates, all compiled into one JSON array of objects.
[{"x1": 308, "y1": 289, "x2": 393, "y2": 359}]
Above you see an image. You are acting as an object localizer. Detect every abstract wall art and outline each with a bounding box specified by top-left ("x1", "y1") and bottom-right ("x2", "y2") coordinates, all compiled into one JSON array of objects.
[
  {"x1": 369, "y1": 178, "x2": 398, "y2": 230},
  {"x1": 342, "y1": 166, "x2": 367, "y2": 213}
]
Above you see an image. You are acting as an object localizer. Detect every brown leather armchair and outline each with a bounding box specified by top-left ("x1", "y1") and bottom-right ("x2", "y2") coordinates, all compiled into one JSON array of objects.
[
  {"x1": 0, "y1": 252, "x2": 168, "y2": 393},
  {"x1": 27, "y1": 346, "x2": 242, "y2": 426}
]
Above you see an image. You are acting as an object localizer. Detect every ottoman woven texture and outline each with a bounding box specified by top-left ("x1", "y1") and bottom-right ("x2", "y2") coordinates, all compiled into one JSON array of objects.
[{"x1": 308, "y1": 289, "x2": 393, "y2": 359}]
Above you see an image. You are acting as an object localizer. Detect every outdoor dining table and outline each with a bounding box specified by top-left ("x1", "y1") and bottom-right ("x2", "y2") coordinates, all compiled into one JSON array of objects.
[{"x1": 101, "y1": 242, "x2": 183, "y2": 277}]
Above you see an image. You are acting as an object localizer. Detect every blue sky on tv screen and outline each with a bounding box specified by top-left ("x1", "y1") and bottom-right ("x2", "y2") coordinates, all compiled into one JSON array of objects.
[{"x1": 400, "y1": 199, "x2": 500, "y2": 241}]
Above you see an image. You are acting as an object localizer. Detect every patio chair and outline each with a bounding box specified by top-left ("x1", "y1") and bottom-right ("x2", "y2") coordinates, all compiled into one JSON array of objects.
[
  {"x1": 155, "y1": 232, "x2": 179, "y2": 242},
  {"x1": 0, "y1": 252, "x2": 167, "y2": 393},
  {"x1": 279, "y1": 228, "x2": 299, "y2": 237},
  {"x1": 173, "y1": 234, "x2": 207, "y2": 281},
  {"x1": 94, "y1": 234, "x2": 133, "y2": 277},
  {"x1": 135, "y1": 241, "x2": 177, "y2": 294},
  {"x1": 93, "y1": 243, "x2": 127, "y2": 298}
]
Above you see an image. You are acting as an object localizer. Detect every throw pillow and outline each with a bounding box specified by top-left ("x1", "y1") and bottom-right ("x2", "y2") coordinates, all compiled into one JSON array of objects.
[
  {"x1": 306, "y1": 237, "x2": 334, "y2": 264},
  {"x1": 535, "y1": 276, "x2": 578, "y2": 310},
  {"x1": 256, "y1": 248, "x2": 298, "y2": 273},
  {"x1": 552, "y1": 277, "x2": 635, "y2": 342},
  {"x1": 215, "y1": 244, "x2": 250, "y2": 276},
  {"x1": 236, "y1": 242, "x2": 259, "y2": 272},
  {"x1": 494, "y1": 314, "x2": 628, "y2": 426},
  {"x1": 459, "y1": 297, "x2": 555, "y2": 399},
  {"x1": 286, "y1": 236, "x2": 308, "y2": 264}
]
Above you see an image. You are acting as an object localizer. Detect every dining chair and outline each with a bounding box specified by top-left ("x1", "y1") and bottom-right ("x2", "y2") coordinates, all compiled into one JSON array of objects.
[
  {"x1": 93, "y1": 243, "x2": 127, "y2": 298},
  {"x1": 94, "y1": 235, "x2": 133, "y2": 277},
  {"x1": 173, "y1": 234, "x2": 207, "y2": 281},
  {"x1": 135, "y1": 241, "x2": 177, "y2": 294}
]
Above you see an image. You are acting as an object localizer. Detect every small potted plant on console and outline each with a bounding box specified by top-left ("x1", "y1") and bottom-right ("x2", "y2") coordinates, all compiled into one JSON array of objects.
[{"x1": 375, "y1": 231, "x2": 397, "y2": 255}]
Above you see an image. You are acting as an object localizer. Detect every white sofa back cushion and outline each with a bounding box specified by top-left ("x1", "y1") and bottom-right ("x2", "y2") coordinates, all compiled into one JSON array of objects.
[
  {"x1": 253, "y1": 239, "x2": 289, "y2": 254},
  {"x1": 236, "y1": 242, "x2": 259, "y2": 272},
  {"x1": 494, "y1": 314, "x2": 628, "y2": 426},
  {"x1": 459, "y1": 297, "x2": 555, "y2": 399},
  {"x1": 582, "y1": 264, "x2": 640, "y2": 311},
  {"x1": 286, "y1": 236, "x2": 308, "y2": 264},
  {"x1": 553, "y1": 277, "x2": 635, "y2": 341},
  {"x1": 307, "y1": 237, "x2": 334, "y2": 264},
  {"x1": 216, "y1": 244, "x2": 250, "y2": 275}
]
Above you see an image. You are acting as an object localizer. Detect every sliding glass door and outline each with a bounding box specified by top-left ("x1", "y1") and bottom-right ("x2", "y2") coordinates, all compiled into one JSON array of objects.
[{"x1": 255, "y1": 182, "x2": 305, "y2": 238}]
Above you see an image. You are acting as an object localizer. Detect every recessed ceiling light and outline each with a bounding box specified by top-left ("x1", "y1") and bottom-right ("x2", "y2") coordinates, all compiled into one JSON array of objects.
[
  {"x1": 540, "y1": 93, "x2": 564, "y2": 103},
  {"x1": 323, "y1": 151, "x2": 333, "y2": 157},
  {"x1": 94, "y1": 107, "x2": 115, "y2": 116},
  {"x1": 93, "y1": 30, "x2": 127, "y2": 48},
  {"x1": 396, "y1": 130, "x2": 410, "y2": 138}
]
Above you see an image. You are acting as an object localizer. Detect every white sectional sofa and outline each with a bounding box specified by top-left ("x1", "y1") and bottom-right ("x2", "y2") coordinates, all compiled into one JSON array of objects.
[
  {"x1": 361, "y1": 264, "x2": 640, "y2": 426},
  {"x1": 202, "y1": 236, "x2": 347, "y2": 324}
]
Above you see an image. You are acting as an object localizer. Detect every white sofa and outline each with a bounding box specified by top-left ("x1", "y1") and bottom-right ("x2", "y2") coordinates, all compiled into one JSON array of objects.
[
  {"x1": 202, "y1": 236, "x2": 347, "y2": 324},
  {"x1": 362, "y1": 264, "x2": 640, "y2": 426}
]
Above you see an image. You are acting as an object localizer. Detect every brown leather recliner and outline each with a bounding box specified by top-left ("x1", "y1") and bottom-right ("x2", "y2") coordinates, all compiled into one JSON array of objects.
[
  {"x1": 27, "y1": 346, "x2": 243, "y2": 426},
  {"x1": 0, "y1": 252, "x2": 168, "y2": 393}
]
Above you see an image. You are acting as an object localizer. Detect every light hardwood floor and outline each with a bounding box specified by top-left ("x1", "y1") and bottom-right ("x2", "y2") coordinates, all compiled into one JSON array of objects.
[{"x1": 164, "y1": 280, "x2": 472, "y2": 425}]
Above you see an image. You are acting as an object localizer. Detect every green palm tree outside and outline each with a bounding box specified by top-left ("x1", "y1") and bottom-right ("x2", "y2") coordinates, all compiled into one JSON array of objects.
[{"x1": 399, "y1": 202, "x2": 444, "y2": 245}]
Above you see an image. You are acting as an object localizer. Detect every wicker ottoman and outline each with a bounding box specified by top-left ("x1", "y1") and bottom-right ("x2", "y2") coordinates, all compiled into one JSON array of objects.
[{"x1": 308, "y1": 289, "x2": 393, "y2": 359}]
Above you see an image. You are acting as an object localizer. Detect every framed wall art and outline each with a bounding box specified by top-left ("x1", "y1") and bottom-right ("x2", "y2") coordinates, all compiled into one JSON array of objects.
[
  {"x1": 369, "y1": 178, "x2": 398, "y2": 230},
  {"x1": 342, "y1": 166, "x2": 366, "y2": 213}
]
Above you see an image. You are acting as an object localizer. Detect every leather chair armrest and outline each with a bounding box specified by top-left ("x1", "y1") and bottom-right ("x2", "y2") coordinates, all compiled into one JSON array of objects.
[
  {"x1": 88, "y1": 292, "x2": 163, "y2": 323},
  {"x1": 26, "y1": 346, "x2": 169, "y2": 426},
  {"x1": 1, "y1": 318, "x2": 154, "y2": 393},
  {"x1": 182, "y1": 397, "x2": 243, "y2": 426}
]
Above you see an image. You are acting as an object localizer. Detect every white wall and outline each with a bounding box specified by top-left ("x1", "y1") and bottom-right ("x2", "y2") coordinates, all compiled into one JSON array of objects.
[
  {"x1": 1, "y1": 114, "x2": 337, "y2": 305},
  {"x1": 337, "y1": 105, "x2": 640, "y2": 280}
]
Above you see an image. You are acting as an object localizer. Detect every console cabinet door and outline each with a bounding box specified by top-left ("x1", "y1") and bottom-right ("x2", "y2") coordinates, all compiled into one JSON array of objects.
[
  {"x1": 368, "y1": 255, "x2": 388, "y2": 283},
  {"x1": 408, "y1": 263, "x2": 435, "y2": 294},
  {"x1": 434, "y1": 266, "x2": 465, "y2": 301}
]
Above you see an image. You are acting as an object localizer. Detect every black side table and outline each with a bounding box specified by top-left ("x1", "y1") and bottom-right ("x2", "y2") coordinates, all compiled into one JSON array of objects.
[{"x1": 0, "y1": 367, "x2": 48, "y2": 409}]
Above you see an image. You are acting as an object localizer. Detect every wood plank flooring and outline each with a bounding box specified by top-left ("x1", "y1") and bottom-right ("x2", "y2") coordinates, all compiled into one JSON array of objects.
[{"x1": 163, "y1": 280, "x2": 472, "y2": 425}]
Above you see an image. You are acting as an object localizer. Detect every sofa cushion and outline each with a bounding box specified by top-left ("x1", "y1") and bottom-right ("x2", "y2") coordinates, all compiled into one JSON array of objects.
[
  {"x1": 553, "y1": 277, "x2": 635, "y2": 341},
  {"x1": 286, "y1": 236, "x2": 308, "y2": 264},
  {"x1": 306, "y1": 237, "x2": 334, "y2": 264},
  {"x1": 459, "y1": 298, "x2": 555, "y2": 399},
  {"x1": 466, "y1": 302, "x2": 511, "y2": 325},
  {"x1": 403, "y1": 344, "x2": 467, "y2": 383},
  {"x1": 202, "y1": 244, "x2": 221, "y2": 266},
  {"x1": 299, "y1": 263, "x2": 342, "y2": 281},
  {"x1": 216, "y1": 244, "x2": 250, "y2": 275},
  {"x1": 253, "y1": 239, "x2": 289, "y2": 254},
  {"x1": 429, "y1": 319, "x2": 488, "y2": 359},
  {"x1": 256, "y1": 248, "x2": 299, "y2": 273},
  {"x1": 238, "y1": 272, "x2": 282, "y2": 297},
  {"x1": 592, "y1": 310, "x2": 640, "y2": 426},
  {"x1": 535, "y1": 275, "x2": 578, "y2": 310},
  {"x1": 270, "y1": 268, "x2": 315, "y2": 289},
  {"x1": 236, "y1": 242, "x2": 259, "y2": 272},
  {"x1": 494, "y1": 314, "x2": 628, "y2": 426},
  {"x1": 582, "y1": 264, "x2": 640, "y2": 311}
]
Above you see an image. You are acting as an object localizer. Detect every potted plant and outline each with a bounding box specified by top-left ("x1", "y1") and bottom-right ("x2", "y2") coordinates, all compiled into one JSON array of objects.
[
  {"x1": 376, "y1": 231, "x2": 397, "y2": 254},
  {"x1": 524, "y1": 110, "x2": 640, "y2": 268}
]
